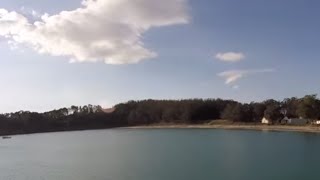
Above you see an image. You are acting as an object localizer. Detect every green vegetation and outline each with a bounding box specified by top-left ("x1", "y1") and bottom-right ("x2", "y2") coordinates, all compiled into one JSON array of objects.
[{"x1": 1, "y1": 95, "x2": 320, "y2": 135}]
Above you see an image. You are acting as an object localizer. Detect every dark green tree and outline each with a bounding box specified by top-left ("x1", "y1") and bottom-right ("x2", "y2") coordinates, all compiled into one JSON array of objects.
[
  {"x1": 264, "y1": 100, "x2": 282, "y2": 123},
  {"x1": 297, "y1": 95, "x2": 320, "y2": 119}
]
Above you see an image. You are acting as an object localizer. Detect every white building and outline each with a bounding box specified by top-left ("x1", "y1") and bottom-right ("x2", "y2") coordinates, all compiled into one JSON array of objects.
[
  {"x1": 286, "y1": 118, "x2": 308, "y2": 125},
  {"x1": 281, "y1": 116, "x2": 290, "y2": 124},
  {"x1": 261, "y1": 117, "x2": 271, "y2": 124}
]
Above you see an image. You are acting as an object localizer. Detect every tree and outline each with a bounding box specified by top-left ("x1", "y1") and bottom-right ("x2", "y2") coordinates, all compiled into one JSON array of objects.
[
  {"x1": 88, "y1": 104, "x2": 94, "y2": 113},
  {"x1": 297, "y1": 95, "x2": 320, "y2": 119},
  {"x1": 264, "y1": 99, "x2": 282, "y2": 123},
  {"x1": 70, "y1": 106, "x2": 79, "y2": 114},
  {"x1": 82, "y1": 105, "x2": 89, "y2": 114},
  {"x1": 251, "y1": 102, "x2": 266, "y2": 122},
  {"x1": 281, "y1": 97, "x2": 299, "y2": 118},
  {"x1": 222, "y1": 103, "x2": 247, "y2": 122}
]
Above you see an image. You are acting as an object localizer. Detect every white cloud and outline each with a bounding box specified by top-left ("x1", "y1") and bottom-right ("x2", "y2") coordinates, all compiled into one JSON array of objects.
[
  {"x1": 0, "y1": 0, "x2": 189, "y2": 64},
  {"x1": 215, "y1": 52, "x2": 245, "y2": 62},
  {"x1": 31, "y1": 10, "x2": 40, "y2": 18},
  {"x1": 232, "y1": 85, "x2": 239, "y2": 89},
  {"x1": 218, "y1": 68, "x2": 275, "y2": 85}
]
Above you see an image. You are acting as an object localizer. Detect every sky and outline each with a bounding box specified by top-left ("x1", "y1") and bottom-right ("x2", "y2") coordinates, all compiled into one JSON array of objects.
[{"x1": 0, "y1": 0, "x2": 320, "y2": 113}]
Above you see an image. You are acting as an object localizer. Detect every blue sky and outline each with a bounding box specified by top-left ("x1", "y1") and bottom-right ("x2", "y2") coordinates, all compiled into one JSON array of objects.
[{"x1": 0, "y1": 0, "x2": 320, "y2": 113}]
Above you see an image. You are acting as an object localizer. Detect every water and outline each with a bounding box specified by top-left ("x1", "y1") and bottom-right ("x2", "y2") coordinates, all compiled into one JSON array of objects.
[{"x1": 0, "y1": 129, "x2": 320, "y2": 180}]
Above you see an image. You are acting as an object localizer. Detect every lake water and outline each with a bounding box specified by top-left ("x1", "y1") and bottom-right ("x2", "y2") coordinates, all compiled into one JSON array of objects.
[{"x1": 0, "y1": 129, "x2": 320, "y2": 180}]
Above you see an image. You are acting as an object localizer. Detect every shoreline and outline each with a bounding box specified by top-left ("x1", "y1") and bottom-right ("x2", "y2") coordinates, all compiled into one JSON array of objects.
[
  {"x1": 2, "y1": 124, "x2": 320, "y2": 137},
  {"x1": 127, "y1": 124, "x2": 320, "y2": 134}
]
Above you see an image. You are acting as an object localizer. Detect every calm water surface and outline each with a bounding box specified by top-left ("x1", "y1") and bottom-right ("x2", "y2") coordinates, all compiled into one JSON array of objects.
[{"x1": 0, "y1": 129, "x2": 320, "y2": 180}]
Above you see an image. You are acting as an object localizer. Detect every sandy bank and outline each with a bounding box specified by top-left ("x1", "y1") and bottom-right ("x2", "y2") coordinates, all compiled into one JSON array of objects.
[{"x1": 127, "y1": 124, "x2": 320, "y2": 133}]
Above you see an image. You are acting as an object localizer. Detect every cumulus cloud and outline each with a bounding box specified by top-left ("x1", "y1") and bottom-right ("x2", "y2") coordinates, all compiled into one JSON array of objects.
[
  {"x1": 218, "y1": 68, "x2": 275, "y2": 85},
  {"x1": 0, "y1": 0, "x2": 189, "y2": 64},
  {"x1": 215, "y1": 52, "x2": 245, "y2": 62}
]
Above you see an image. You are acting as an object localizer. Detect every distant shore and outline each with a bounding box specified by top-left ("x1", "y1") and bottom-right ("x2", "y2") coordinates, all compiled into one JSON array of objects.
[{"x1": 128, "y1": 123, "x2": 320, "y2": 134}]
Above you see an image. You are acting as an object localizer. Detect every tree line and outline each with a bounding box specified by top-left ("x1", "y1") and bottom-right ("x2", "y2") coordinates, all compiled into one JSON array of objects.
[
  {"x1": 113, "y1": 95, "x2": 320, "y2": 125},
  {"x1": 0, "y1": 105, "x2": 126, "y2": 135},
  {"x1": 0, "y1": 95, "x2": 320, "y2": 135}
]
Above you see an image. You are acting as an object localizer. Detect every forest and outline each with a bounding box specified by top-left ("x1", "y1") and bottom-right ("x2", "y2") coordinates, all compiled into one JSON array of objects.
[{"x1": 0, "y1": 95, "x2": 320, "y2": 135}]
